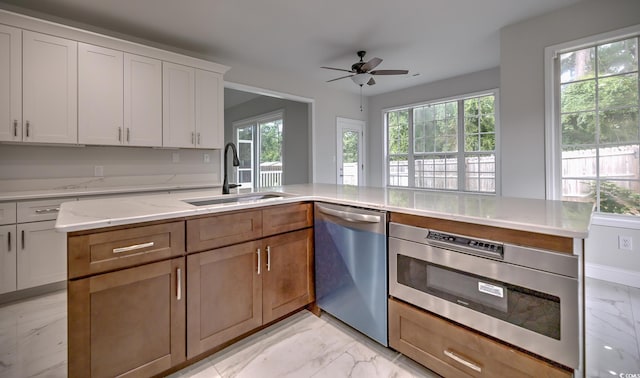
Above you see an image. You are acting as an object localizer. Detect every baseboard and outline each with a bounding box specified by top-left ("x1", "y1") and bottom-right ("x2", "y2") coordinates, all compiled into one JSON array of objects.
[{"x1": 585, "y1": 262, "x2": 640, "y2": 288}]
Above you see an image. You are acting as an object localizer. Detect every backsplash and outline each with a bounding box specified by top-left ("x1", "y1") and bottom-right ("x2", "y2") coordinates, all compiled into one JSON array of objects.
[{"x1": 0, "y1": 144, "x2": 221, "y2": 192}]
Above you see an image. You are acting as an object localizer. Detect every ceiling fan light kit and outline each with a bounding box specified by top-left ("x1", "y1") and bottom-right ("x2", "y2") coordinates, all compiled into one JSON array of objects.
[{"x1": 351, "y1": 73, "x2": 372, "y2": 86}]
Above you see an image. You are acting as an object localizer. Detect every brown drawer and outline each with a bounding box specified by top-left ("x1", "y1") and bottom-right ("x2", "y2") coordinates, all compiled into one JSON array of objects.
[
  {"x1": 262, "y1": 203, "x2": 312, "y2": 237},
  {"x1": 68, "y1": 221, "x2": 185, "y2": 279},
  {"x1": 388, "y1": 298, "x2": 571, "y2": 378},
  {"x1": 187, "y1": 210, "x2": 262, "y2": 252}
]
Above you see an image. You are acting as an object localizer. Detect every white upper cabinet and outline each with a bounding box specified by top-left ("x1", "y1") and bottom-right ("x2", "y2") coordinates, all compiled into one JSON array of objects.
[
  {"x1": 163, "y1": 63, "x2": 224, "y2": 149},
  {"x1": 78, "y1": 43, "x2": 124, "y2": 145},
  {"x1": 22, "y1": 31, "x2": 77, "y2": 144},
  {"x1": 195, "y1": 69, "x2": 223, "y2": 149},
  {"x1": 0, "y1": 24, "x2": 21, "y2": 142},
  {"x1": 163, "y1": 62, "x2": 196, "y2": 148},
  {"x1": 124, "y1": 53, "x2": 162, "y2": 147}
]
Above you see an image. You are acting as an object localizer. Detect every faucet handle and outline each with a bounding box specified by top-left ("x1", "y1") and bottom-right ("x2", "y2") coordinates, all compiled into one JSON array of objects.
[{"x1": 229, "y1": 184, "x2": 242, "y2": 189}]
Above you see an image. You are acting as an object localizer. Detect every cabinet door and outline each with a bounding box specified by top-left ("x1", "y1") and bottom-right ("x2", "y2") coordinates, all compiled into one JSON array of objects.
[
  {"x1": 16, "y1": 220, "x2": 66, "y2": 290},
  {"x1": 23, "y1": 31, "x2": 77, "y2": 143},
  {"x1": 195, "y1": 69, "x2": 223, "y2": 149},
  {"x1": 124, "y1": 53, "x2": 162, "y2": 147},
  {"x1": 262, "y1": 228, "x2": 314, "y2": 323},
  {"x1": 68, "y1": 258, "x2": 186, "y2": 378},
  {"x1": 0, "y1": 225, "x2": 17, "y2": 294},
  {"x1": 0, "y1": 24, "x2": 21, "y2": 142},
  {"x1": 163, "y1": 62, "x2": 195, "y2": 148},
  {"x1": 78, "y1": 43, "x2": 123, "y2": 145},
  {"x1": 187, "y1": 240, "x2": 262, "y2": 358}
]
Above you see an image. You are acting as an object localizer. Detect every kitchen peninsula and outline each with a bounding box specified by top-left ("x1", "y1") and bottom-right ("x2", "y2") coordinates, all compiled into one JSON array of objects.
[{"x1": 55, "y1": 183, "x2": 594, "y2": 377}]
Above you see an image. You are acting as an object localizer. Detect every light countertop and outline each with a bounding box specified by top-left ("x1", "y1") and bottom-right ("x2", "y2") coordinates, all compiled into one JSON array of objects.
[{"x1": 54, "y1": 183, "x2": 594, "y2": 238}]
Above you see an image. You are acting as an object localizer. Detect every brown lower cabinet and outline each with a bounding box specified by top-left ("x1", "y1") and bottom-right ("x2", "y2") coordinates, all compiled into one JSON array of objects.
[
  {"x1": 389, "y1": 298, "x2": 571, "y2": 378},
  {"x1": 187, "y1": 228, "x2": 314, "y2": 358},
  {"x1": 68, "y1": 257, "x2": 186, "y2": 378}
]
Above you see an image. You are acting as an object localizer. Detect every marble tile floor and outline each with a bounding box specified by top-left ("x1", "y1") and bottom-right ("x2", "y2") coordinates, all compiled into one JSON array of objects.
[{"x1": 1, "y1": 277, "x2": 639, "y2": 378}]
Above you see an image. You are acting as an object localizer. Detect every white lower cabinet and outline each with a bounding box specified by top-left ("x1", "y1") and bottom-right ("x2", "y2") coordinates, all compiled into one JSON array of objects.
[
  {"x1": 16, "y1": 220, "x2": 66, "y2": 290},
  {"x1": 0, "y1": 225, "x2": 17, "y2": 294}
]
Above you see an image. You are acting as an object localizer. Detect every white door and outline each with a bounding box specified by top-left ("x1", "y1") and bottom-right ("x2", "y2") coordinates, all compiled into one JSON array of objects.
[
  {"x1": 195, "y1": 69, "x2": 223, "y2": 149},
  {"x1": 0, "y1": 24, "x2": 21, "y2": 142},
  {"x1": 0, "y1": 225, "x2": 17, "y2": 294},
  {"x1": 336, "y1": 117, "x2": 365, "y2": 186},
  {"x1": 78, "y1": 43, "x2": 123, "y2": 145},
  {"x1": 163, "y1": 62, "x2": 195, "y2": 148},
  {"x1": 125, "y1": 53, "x2": 162, "y2": 147},
  {"x1": 17, "y1": 220, "x2": 66, "y2": 290},
  {"x1": 23, "y1": 31, "x2": 77, "y2": 144}
]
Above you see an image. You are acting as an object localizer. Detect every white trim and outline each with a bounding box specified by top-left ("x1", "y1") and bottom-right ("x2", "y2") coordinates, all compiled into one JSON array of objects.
[
  {"x1": 544, "y1": 24, "x2": 640, "y2": 201},
  {"x1": 591, "y1": 213, "x2": 640, "y2": 230},
  {"x1": 232, "y1": 109, "x2": 284, "y2": 129},
  {"x1": 224, "y1": 81, "x2": 316, "y2": 183},
  {"x1": 381, "y1": 88, "x2": 499, "y2": 113},
  {"x1": 585, "y1": 262, "x2": 640, "y2": 289}
]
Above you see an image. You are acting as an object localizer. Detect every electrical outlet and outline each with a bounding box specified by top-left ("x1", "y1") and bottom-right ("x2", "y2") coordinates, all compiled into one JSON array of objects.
[
  {"x1": 94, "y1": 166, "x2": 104, "y2": 177},
  {"x1": 203, "y1": 153, "x2": 210, "y2": 163},
  {"x1": 172, "y1": 152, "x2": 180, "y2": 163},
  {"x1": 619, "y1": 235, "x2": 633, "y2": 251}
]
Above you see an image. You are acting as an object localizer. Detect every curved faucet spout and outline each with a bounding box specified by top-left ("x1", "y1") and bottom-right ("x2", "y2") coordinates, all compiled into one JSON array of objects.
[{"x1": 223, "y1": 142, "x2": 241, "y2": 194}]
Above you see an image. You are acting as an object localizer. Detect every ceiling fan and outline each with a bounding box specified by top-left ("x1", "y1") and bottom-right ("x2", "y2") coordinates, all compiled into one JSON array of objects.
[{"x1": 322, "y1": 51, "x2": 409, "y2": 86}]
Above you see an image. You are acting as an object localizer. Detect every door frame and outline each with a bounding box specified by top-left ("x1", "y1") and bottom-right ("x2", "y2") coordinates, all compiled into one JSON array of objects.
[{"x1": 336, "y1": 117, "x2": 365, "y2": 186}]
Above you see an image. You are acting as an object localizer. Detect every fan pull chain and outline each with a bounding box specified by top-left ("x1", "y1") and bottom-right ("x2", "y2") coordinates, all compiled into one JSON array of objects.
[{"x1": 360, "y1": 85, "x2": 363, "y2": 112}]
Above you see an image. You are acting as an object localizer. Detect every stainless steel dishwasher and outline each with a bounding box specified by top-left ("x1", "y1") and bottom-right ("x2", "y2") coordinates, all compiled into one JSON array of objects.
[{"x1": 314, "y1": 202, "x2": 388, "y2": 346}]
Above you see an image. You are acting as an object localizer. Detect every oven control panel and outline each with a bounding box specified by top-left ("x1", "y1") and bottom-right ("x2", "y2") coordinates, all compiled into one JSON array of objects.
[{"x1": 426, "y1": 231, "x2": 504, "y2": 258}]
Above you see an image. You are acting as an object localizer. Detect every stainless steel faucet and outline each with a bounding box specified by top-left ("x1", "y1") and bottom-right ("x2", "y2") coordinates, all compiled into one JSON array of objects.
[{"x1": 222, "y1": 142, "x2": 241, "y2": 194}]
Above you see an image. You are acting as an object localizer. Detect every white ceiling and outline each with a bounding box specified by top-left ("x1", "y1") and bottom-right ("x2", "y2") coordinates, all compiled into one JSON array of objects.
[{"x1": 0, "y1": 0, "x2": 584, "y2": 96}]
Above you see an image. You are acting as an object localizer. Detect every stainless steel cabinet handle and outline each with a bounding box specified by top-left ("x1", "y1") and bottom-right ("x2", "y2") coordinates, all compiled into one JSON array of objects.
[
  {"x1": 444, "y1": 350, "x2": 482, "y2": 373},
  {"x1": 266, "y1": 245, "x2": 271, "y2": 271},
  {"x1": 13, "y1": 120, "x2": 18, "y2": 137},
  {"x1": 126, "y1": 128, "x2": 130, "y2": 142},
  {"x1": 316, "y1": 204, "x2": 381, "y2": 223},
  {"x1": 176, "y1": 268, "x2": 182, "y2": 300},
  {"x1": 191, "y1": 132, "x2": 195, "y2": 145},
  {"x1": 21, "y1": 230, "x2": 24, "y2": 250},
  {"x1": 25, "y1": 121, "x2": 30, "y2": 138},
  {"x1": 118, "y1": 127, "x2": 122, "y2": 142},
  {"x1": 35, "y1": 207, "x2": 60, "y2": 214},
  {"x1": 197, "y1": 132, "x2": 201, "y2": 145},
  {"x1": 257, "y1": 248, "x2": 261, "y2": 275},
  {"x1": 112, "y1": 241, "x2": 154, "y2": 254},
  {"x1": 7, "y1": 231, "x2": 11, "y2": 251}
]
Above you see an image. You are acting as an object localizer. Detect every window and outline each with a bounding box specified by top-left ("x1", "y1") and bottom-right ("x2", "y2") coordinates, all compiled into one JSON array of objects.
[
  {"x1": 233, "y1": 111, "x2": 284, "y2": 189},
  {"x1": 546, "y1": 27, "x2": 639, "y2": 216},
  {"x1": 385, "y1": 91, "x2": 499, "y2": 194}
]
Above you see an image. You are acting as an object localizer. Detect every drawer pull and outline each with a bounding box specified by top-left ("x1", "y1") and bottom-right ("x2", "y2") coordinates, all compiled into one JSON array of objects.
[
  {"x1": 444, "y1": 350, "x2": 482, "y2": 373},
  {"x1": 266, "y1": 245, "x2": 271, "y2": 271},
  {"x1": 112, "y1": 241, "x2": 155, "y2": 254},
  {"x1": 176, "y1": 268, "x2": 182, "y2": 301},
  {"x1": 34, "y1": 207, "x2": 60, "y2": 214},
  {"x1": 257, "y1": 248, "x2": 261, "y2": 275},
  {"x1": 7, "y1": 231, "x2": 11, "y2": 251}
]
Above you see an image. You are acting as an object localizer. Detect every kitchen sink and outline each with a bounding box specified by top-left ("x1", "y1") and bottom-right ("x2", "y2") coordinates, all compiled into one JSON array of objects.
[{"x1": 183, "y1": 193, "x2": 285, "y2": 206}]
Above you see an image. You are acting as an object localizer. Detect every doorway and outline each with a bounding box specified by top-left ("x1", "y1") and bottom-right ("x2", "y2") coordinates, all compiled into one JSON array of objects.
[{"x1": 336, "y1": 117, "x2": 365, "y2": 186}]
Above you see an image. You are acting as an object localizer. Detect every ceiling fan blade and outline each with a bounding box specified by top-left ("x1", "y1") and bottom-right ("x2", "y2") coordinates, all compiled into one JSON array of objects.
[
  {"x1": 367, "y1": 77, "x2": 376, "y2": 86},
  {"x1": 370, "y1": 69, "x2": 409, "y2": 75},
  {"x1": 326, "y1": 74, "x2": 353, "y2": 83},
  {"x1": 361, "y1": 57, "x2": 382, "y2": 72},
  {"x1": 321, "y1": 66, "x2": 354, "y2": 73}
]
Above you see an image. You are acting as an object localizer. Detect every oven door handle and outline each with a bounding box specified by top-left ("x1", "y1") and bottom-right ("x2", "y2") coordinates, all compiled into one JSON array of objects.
[{"x1": 316, "y1": 204, "x2": 381, "y2": 224}]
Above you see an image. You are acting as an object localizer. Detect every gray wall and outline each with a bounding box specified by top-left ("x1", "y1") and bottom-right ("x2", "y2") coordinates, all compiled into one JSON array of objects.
[
  {"x1": 500, "y1": 0, "x2": 640, "y2": 199},
  {"x1": 367, "y1": 68, "x2": 500, "y2": 187},
  {"x1": 224, "y1": 96, "x2": 310, "y2": 185}
]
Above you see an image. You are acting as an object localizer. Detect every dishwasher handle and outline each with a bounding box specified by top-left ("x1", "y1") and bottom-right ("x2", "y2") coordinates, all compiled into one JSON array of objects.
[{"x1": 316, "y1": 204, "x2": 382, "y2": 224}]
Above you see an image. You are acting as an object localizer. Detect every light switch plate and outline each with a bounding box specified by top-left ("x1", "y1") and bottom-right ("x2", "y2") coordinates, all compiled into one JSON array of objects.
[{"x1": 94, "y1": 166, "x2": 104, "y2": 177}]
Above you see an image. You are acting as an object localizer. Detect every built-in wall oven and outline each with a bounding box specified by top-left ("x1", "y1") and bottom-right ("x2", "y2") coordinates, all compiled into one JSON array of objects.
[{"x1": 389, "y1": 222, "x2": 580, "y2": 369}]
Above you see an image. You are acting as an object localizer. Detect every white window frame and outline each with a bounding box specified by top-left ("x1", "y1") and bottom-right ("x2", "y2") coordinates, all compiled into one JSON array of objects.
[
  {"x1": 232, "y1": 110, "x2": 285, "y2": 189},
  {"x1": 544, "y1": 24, "x2": 640, "y2": 226},
  {"x1": 383, "y1": 89, "x2": 501, "y2": 194}
]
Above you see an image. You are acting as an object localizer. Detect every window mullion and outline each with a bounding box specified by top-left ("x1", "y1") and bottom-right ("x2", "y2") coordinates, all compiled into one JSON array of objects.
[
  {"x1": 457, "y1": 99, "x2": 465, "y2": 191},
  {"x1": 594, "y1": 47, "x2": 601, "y2": 212},
  {"x1": 408, "y1": 109, "x2": 415, "y2": 188}
]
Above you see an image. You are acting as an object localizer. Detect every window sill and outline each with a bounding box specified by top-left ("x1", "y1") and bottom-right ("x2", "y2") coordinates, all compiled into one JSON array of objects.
[{"x1": 591, "y1": 213, "x2": 640, "y2": 230}]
